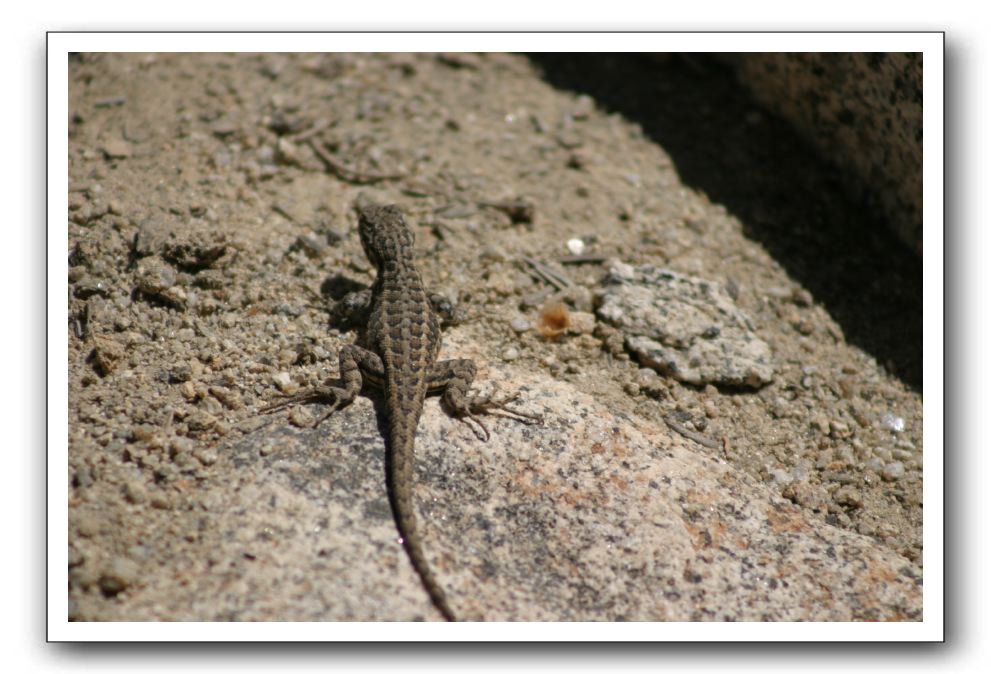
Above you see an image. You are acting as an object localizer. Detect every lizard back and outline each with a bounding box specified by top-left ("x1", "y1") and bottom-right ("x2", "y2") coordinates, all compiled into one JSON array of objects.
[{"x1": 357, "y1": 204, "x2": 454, "y2": 621}]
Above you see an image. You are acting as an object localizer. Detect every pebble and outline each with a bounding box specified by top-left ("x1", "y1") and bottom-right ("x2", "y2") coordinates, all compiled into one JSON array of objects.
[
  {"x1": 834, "y1": 445, "x2": 855, "y2": 466},
  {"x1": 823, "y1": 471, "x2": 856, "y2": 485},
  {"x1": 289, "y1": 407, "x2": 315, "y2": 428},
  {"x1": 193, "y1": 447, "x2": 218, "y2": 466},
  {"x1": 101, "y1": 138, "x2": 133, "y2": 159},
  {"x1": 136, "y1": 257, "x2": 177, "y2": 295},
  {"x1": 597, "y1": 263, "x2": 774, "y2": 388},
  {"x1": 810, "y1": 414, "x2": 831, "y2": 435},
  {"x1": 209, "y1": 386, "x2": 243, "y2": 410},
  {"x1": 180, "y1": 381, "x2": 197, "y2": 401},
  {"x1": 769, "y1": 468, "x2": 793, "y2": 486},
  {"x1": 276, "y1": 138, "x2": 301, "y2": 166},
  {"x1": 881, "y1": 461, "x2": 905, "y2": 481},
  {"x1": 272, "y1": 371, "x2": 296, "y2": 394},
  {"x1": 880, "y1": 412, "x2": 905, "y2": 433},
  {"x1": 567, "y1": 311, "x2": 597, "y2": 335},
  {"x1": 833, "y1": 485, "x2": 864, "y2": 509},
  {"x1": 210, "y1": 118, "x2": 239, "y2": 137},
  {"x1": 170, "y1": 362, "x2": 194, "y2": 382},
  {"x1": 150, "y1": 492, "x2": 172, "y2": 510},
  {"x1": 566, "y1": 238, "x2": 585, "y2": 255},
  {"x1": 72, "y1": 275, "x2": 111, "y2": 299},
  {"x1": 510, "y1": 317, "x2": 531, "y2": 333},
  {"x1": 92, "y1": 335, "x2": 126, "y2": 375},
  {"x1": 160, "y1": 286, "x2": 188, "y2": 311},
  {"x1": 123, "y1": 480, "x2": 148, "y2": 504},
  {"x1": 294, "y1": 233, "x2": 328, "y2": 258},
  {"x1": 99, "y1": 557, "x2": 140, "y2": 596},
  {"x1": 185, "y1": 411, "x2": 218, "y2": 434},
  {"x1": 501, "y1": 346, "x2": 520, "y2": 361},
  {"x1": 168, "y1": 436, "x2": 194, "y2": 458}
]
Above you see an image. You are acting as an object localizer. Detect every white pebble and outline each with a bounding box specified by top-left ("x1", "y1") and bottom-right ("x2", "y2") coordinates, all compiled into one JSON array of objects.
[
  {"x1": 510, "y1": 317, "x2": 531, "y2": 333},
  {"x1": 880, "y1": 412, "x2": 905, "y2": 433}
]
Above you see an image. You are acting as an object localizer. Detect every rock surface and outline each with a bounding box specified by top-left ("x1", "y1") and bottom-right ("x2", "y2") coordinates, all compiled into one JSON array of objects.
[
  {"x1": 66, "y1": 52, "x2": 923, "y2": 623},
  {"x1": 720, "y1": 53, "x2": 923, "y2": 254},
  {"x1": 72, "y1": 357, "x2": 920, "y2": 621},
  {"x1": 597, "y1": 262, "x2": 774, "y2": 388}
]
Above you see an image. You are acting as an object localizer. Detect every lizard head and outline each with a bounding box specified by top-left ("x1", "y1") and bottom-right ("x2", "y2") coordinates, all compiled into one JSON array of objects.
[{"x1": 357, "y1": 204, "x2": 414, "y2": 268}]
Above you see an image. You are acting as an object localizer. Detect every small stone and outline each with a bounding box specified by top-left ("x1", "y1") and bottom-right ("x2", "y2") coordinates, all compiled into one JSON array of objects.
[
  {"x1": 891, "y1": 448, "x2": 914, "y2": 461},
  {"x1": 293, "y1": 232, "x2": 328, "y2": 258},
  {"x1": 881, "y1": 461, "x2": 906, "y2": 481},
  {"x1": 782, "y1": 480, "x2": 829, "y2": 511},
  {"x1": 880, "y1": 412, "x2": 905, "y2": 433},
  {"x1": 272, "y1": 371, "x2": 297, "y2": 394},
  {"x1": 598, "y1": 263, "x2": 773, "y2": 388},
  {"x1": 210, "y1": 118, "x2": 239, "y2": 137},
  {"x1": 209, "y1": 386, "x2": 243, "y2": 410},
  {"x1": 101, "y1": 138, "x2": 133, "y2": 159},
  {"x1": 74, "y1": 512, "x2": 102, "y2": 538},
  {"x1": 769, "y1": 468, "x2": 793, "y2": 486},
  {"x1": 834, "y1": 445, "x2": 855, "y2": 465},
  {"x1": 829, "y1": 420, "x2": 850, "y2": 437},
  {"x1": 99, "y1": 557, "x2": 140, "y2": 596},
  {"x1": 91, "y1": 335, "x2": 125, "y2": 376},
  {"x1": 180, "y1": 381, "x2": 197, "y2": 401},
  {"x1": 810, "y1": 415, "x2": 831, "y2": 435},
  {"x1": 833, "y1": 485, "x2": 864, "y2": 509},
  {"x1": 159, "y1": 286, "x2": 188, "y2": 310},
  {"x1": 276, "y1": 137, "x2": 301, "y2": 165},
  {"x1": 185, "y1": 411, "x2": 218, "y2": 433},
  {"x1": 136, "y1": 257, "x2": 177, "y2": 295},
  {"x1": 170, "y1": 362, "x2": 194, "y2": 382},
  {"x1": 123, "y1": 481, "x2": 148, "y2": 504},
  {"x1": 791, "y1": 288, "x2": 813, "y2": 307},
  {"x1": 193, "y1": 447, "x2": 218, "y2": 466},
  {"x1": 865, "y1": 457, "x2": 885, "y2": 473},
  {"x1": 72, "y1": 275, "x2": 111, "y2": 299},
  {"x1": 567, "y1": 311, "x2": 596, "y2": 335},
  {"x1": 150, "y1": 493, "x2": 172, "y2": 509},
  {"x1": 510, "y1": 317, "x2": 531, "y2": 333},
  {"x1": 501, "y1": 346, "x2": 520, "y2": 361},
  {"x1": 289, "y1": 406, "x2": 315, "y2": 428}
]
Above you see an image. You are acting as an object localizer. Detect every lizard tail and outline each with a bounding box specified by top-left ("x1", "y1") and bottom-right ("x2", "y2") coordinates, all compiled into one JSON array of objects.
[{"x1": 387, "y1": 412, "x2": 458, "y2": 622}]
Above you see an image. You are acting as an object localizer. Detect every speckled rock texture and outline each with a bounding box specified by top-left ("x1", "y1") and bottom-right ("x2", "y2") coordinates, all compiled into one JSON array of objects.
[
  {"x1": 66, "y1": 52, "x2": 923, "y2": 625},
  {"x1": 596, "y1": 261, "x2": 774, "y2": 388},
  {"x1": 72, "y1": 348, "x2": 920, "y2": 622},
  {"x1": 720, "y1": 53, "x2": 922, "y2": 254}
]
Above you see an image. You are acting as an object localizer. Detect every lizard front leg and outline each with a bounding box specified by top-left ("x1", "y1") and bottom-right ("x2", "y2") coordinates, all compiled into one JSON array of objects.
[
  {"x1": 428, "y1": 358, "x2": 541, "y2": 441},
  {"x1": 262, "y1": 344, "x2": 384, "y2": 426}
]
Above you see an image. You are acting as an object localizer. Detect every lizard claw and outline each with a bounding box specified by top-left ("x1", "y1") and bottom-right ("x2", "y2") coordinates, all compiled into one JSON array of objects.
[
  {"x1": 458, "y1": 414, "x2": 491, "y2": 442},
  {"x1": 453, "y1": 390, "x2": 542, "y2": 441}
]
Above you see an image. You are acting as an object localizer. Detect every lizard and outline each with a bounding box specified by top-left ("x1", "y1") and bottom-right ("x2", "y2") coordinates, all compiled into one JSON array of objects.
[{"x1": 263, "y1": 203, "x2": 539, "y2": 621}]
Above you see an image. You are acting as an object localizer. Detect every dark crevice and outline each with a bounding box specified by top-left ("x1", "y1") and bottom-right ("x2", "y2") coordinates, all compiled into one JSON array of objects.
[{"x1": 528, "y1": 54, "x2": 921, "y2": 390}]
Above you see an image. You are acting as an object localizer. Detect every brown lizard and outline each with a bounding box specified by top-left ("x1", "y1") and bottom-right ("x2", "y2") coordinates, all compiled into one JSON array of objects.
[{"x1": 264, "y1": 203, "x2": 539, "y2": 621}]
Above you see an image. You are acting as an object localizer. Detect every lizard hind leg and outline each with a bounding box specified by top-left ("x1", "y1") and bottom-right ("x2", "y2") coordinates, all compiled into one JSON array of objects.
[
  {"x1": 429, "y1": 358, "x2": 542, "y2": 441},
  {"x1": 260, "y1": 344, "x2": 383, "y2": 427}
]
